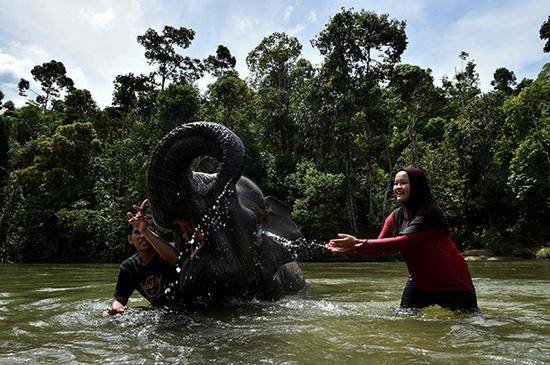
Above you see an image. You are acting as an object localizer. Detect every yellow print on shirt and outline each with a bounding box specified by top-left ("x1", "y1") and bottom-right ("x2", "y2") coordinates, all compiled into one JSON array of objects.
[{"x1": 141, "y1": 275, "x2": 162, "y2": 301}]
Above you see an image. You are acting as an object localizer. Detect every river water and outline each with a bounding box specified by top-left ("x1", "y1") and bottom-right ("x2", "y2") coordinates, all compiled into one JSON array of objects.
[{"x1": 0, "y1": 261, "x2": 548, "y2": 364}]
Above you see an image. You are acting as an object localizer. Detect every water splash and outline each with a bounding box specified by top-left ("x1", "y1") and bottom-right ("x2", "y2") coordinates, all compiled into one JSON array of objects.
[
  {"x1": 258, "y1": 230, "x2": 305, "y2": 261},
  {"x1": 168, "y1": 182, "x2": 236, "y2": 303}
]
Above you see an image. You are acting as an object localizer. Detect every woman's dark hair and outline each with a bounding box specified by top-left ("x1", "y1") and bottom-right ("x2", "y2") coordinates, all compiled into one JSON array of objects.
[
  {"x1": 402, "y1": 167, "x2": 434, "y2": 212},
  {"x1": 393, "y1": 167, "x2": 448, "y2": 235}
]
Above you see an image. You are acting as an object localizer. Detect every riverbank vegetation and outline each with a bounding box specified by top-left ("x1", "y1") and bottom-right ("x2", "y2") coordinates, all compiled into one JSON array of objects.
[{"x1": 1, "y1": 9, "x2": 548, "y2": 262}]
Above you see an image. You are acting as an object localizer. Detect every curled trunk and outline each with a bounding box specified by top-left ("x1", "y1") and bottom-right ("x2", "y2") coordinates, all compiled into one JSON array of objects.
[{"x1": 147, "y1": 122, "x2": 245, "y2": 228}]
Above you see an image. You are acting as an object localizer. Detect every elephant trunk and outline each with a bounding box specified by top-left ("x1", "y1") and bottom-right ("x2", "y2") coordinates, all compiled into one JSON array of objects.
[{"x1": 147, "y1": 122, "x2": 245, "y2": 228}]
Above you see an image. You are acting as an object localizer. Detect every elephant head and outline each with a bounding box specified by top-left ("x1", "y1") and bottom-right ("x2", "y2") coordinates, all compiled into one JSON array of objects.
[{"x1": 147, "y1": 122, "x2": 305, "y2": 306}]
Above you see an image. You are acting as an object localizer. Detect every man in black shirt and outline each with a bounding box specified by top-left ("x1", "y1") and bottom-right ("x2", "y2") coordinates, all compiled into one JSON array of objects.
[{"x1": 104, "y1": 199, "x2": 179, "y2": 315}]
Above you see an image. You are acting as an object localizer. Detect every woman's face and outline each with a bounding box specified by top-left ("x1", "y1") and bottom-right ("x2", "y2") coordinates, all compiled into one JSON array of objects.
[{"x1": 393, "y1": 171, "x2": 410, "y2": 204}]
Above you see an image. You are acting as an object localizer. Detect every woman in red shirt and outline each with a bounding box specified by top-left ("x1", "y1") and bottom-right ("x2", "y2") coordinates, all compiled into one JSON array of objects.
[{"x1": 326, "y1": 168, "x2": 479, "y2": 313}]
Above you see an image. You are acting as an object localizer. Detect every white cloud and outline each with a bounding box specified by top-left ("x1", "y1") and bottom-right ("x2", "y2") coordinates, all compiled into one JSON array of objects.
[
  {"x1": 284, "y1": 6, "x2": 294, "y2": 22},
  {"x1": 403, "y1": 0, "x2": 547, "y2": 91},
  {"x1": 0, "y1": 42, "x2": 50, "y2": 106},
  {"x1": 234, "y1": 15, "x2": 254, "y2": 32},
  {"x1": 288, "y1": 23, "x2": 306, "y2": 36},
  {"x1": 0, "y1": 49, "x2": 33, "y2": 79},
  {"x1": 0, "y1": 1, "x2": 148, "y2": 107},
  {"x1": 67, "y1": 66, "x2": 89, "y2": 89},
  {"x1": 80, "y1": 8, "x2": 116, "y2": 31},
  {"x1": 443, "y1": 3, "x2": 546, "y2": 90},
  {"x1": 307, "y1": 10, "x2": 317, "y2": 23}
]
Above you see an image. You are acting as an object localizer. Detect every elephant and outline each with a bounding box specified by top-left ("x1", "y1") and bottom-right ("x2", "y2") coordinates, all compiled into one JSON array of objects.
[{"x1": 147, "y1": 122, "x2": 306, "y2": 306}]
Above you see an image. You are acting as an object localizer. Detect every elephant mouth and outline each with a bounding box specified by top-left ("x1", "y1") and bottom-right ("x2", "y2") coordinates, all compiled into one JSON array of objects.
[{"x1": 175, "y1": 218, "x2": 207, "y2": 267}]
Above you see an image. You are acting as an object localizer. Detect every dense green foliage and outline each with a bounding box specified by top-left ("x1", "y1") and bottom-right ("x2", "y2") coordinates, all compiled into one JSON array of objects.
[{"x1": 1, "y1": 9, "x2": 548, "y2": 262}]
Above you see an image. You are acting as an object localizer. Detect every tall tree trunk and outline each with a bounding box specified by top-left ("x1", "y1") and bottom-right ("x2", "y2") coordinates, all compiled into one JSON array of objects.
[
  {"x1": 367, "y1": 157, "x2": 374, "y2": 220},
  {"x1": 345, "y1": 143, "x2": 358, "y2": 233},
  {"x1": 43, "y1": 87, "x2": 52, "y2": 112},
  {"x1": 409, "y1": 114, "x2": 420, "y2": 166},
  {"x1": 382, "y1": 145, "x2": 394, "y2": 219},
  {"x1": 161, "y1": 73, "x2": 166, "y2": 91}
]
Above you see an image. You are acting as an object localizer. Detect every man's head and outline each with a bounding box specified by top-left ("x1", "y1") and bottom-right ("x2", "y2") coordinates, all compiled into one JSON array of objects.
[{"x1": 128, "y1": 227, "x2": 151, "y2": 252}]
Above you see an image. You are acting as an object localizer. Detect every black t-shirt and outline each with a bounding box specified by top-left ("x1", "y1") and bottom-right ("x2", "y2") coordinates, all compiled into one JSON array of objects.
[{"x1": 114, "y1": 253, "x2": 177, "y2": 306}]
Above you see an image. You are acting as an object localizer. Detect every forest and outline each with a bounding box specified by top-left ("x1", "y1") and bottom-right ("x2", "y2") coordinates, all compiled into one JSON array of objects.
[{"x1": 0, "y1": 9, "x2": 549, "y2": 262}]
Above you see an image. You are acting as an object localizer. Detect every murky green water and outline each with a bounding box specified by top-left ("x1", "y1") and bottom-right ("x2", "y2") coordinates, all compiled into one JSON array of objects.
[{"x1": 0, "y1": 261, "x2": 548, "y2": 364}]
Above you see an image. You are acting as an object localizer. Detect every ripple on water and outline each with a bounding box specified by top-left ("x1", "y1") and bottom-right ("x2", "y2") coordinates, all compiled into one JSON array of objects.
[
  {"x1": 19, "y1": 297, "x2": 62, "y2": 312},
  {"x1": 28, "y1": 320, "x2": 49, "y2": 328},
  {"x1": 307, "y1": 278, "x2": 362, "y2": 285},
  {"x1": 0, "y1": 299, "x2": 12, "y2": 312},
  {"x1": 35, "y1": 284, "x2": 97, "y2": 292}
]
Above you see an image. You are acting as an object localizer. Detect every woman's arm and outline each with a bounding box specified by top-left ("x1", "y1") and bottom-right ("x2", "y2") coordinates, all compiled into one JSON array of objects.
[
  {"x1": 326, "y1": 233, "x2": 384, "y2": 256},
  {"x1": 355, "y1": 230, "x2": 434, "y2": 254}
]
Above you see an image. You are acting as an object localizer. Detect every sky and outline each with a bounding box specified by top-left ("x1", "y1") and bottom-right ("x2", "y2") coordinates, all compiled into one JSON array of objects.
[{"x1": 0, "y1": 0, "x2": 548, "y2": 107}]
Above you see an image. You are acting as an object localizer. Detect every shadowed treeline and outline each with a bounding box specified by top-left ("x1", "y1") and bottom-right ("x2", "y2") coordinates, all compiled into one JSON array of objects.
[{"x1": 0, "y1": 9, "x2": 549, "y2": 262}]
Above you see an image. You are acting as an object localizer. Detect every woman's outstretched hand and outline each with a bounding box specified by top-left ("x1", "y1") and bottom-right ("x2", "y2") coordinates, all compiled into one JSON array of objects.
[{"x1": 326, "y1": 233, "x2": 358, "y2": 253}]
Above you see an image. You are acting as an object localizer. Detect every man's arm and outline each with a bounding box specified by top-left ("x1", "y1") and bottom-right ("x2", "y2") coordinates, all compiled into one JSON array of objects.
[
  {"x1": 104, "y1": 266, "x2": 133, "y2": 316},
  {"x1": 140, "y1": 226, "x2": 178, "y2": 265},
  {"x1": 104, "y1": 298, "x2": 126, "y2": 316},
  {"x1": 128, "y1": 199, "x2": 179, "y2": 264}
]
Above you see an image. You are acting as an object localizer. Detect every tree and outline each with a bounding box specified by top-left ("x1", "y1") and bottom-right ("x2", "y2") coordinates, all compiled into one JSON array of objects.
[
  {"x1": 442, "y1": 52, "x2": 480, "y2": 107},
  {"x1": 288, "y1": 161, "x2": 346, "y2": 241},
  {"x1": 503, "y1": 65, "x2": 550, "y2": 184},
  {"x1": 516, "y1": 78, "x2": 533, "y2": 93},
  {"x1": 491, "y1": 67, "x2": 517, "y2": 94},
  {"x1": 5, "y1": 122, "x2": 101, "y2": 261},
  {"x1": 247, "y1": 32, "x2": 302, "y2": 88},
  {"x1": 540, "y1": 16, "x2": 550, "y2": 53},
  {"x1": 424, "y1": 93, "x2": 508, "y2": 247},
  {"x1": 0, "y1": 90, "x2": 3, "y2": 111},
  {"x1": 247, "y1": 32, "x2": 304, "y2": 195},
  {"x1": 0, "y1": 115, "x2": 9, "y2": 185},
  {"x1": 2, "y1": 101, "x2": 15, "y2": 113},
  {"x1": 203, "y1": 71, "x2": 263, "y2": 183},
  {"x1": 137, "y1": 26, "x2": 203, "y2": 90},
  {"x1": 388, "y1": 64, "x2": 442, "y2": 166},
  {"x1": 18, "y1": 60, "x2": 74, "y2": 111},
  {"x1": 309, "y1": 8, "x2": 407, "y2": 232},
  {"x1": 59, "y1": 88, "x2": 98, "y2": 123},
  {"x1": 312, "y1": 8, "x2": 407, "y2": 82},
  {"x1": 10, "y1": 105, "x2": 51, "y2": 144},
  {"x1": 156, "y1": 82, "x2": 200, "y2": 136},
  {"x1": 17, "y1": 79, "x2": 31, "y2": 96},
  {"x1": 112, "y1": 73, "x2": 157, "y2": 114},
  {"x1": 205, "y1": 45, "x2": 237, "y2": 77}
]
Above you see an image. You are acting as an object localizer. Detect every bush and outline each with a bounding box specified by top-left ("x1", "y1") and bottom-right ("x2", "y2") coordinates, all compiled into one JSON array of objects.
[{"x1": 288, "y1": 161, "x2": 347, "y2": 241}]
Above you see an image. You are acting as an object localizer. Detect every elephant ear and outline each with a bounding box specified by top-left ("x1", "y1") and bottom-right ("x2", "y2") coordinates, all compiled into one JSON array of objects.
[
  {"x1": 263, "y1": 197, "x2": 303, "y2": 241},
  {"x1": 257, "y1": 196, "x2": 303, "y2": 272},
  {"x1": 257, "y1": 197, "x2": 305, "y2": 299}
]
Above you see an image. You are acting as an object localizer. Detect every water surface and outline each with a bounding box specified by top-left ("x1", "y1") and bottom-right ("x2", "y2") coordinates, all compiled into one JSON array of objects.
[{"x1": 0, "y1": 261, "x2": 548, "y2": 364}]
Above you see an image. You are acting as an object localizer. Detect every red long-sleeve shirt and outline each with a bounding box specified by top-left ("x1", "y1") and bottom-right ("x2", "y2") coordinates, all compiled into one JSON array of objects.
[{"x1": 355, "y1": 210, "x2": 475, "y2": 292}]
